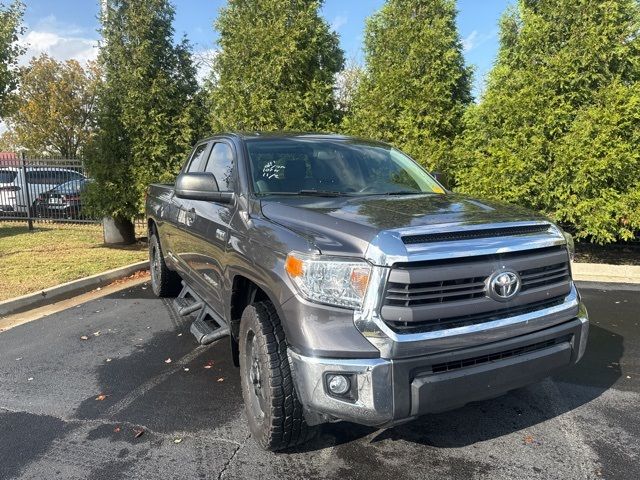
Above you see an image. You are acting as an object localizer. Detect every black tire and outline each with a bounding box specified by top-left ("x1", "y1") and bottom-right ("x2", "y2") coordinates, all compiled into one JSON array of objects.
[
  {"x1": 239, "y1": 301, "x2": 316, "y2": 451},
  {"x1": 149, "y1": 229, "x2": 181, "y2": 297}
]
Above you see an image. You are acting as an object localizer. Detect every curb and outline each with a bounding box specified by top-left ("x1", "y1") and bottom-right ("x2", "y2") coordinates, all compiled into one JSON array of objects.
[
  {"x1": 571, "y1": 262, "x2": 640, "y2": 285},
  {"x1": 0, "y1": 261, "x2": 150, "y2": 317}
]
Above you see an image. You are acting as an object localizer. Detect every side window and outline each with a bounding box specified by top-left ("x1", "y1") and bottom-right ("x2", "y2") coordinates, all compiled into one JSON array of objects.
[
  {"x1": 205, "y1": 143, "x2": 235, "y2": 192},
  {"x1": 186, "y1": 143, "x2": 209, "y2": 172}
]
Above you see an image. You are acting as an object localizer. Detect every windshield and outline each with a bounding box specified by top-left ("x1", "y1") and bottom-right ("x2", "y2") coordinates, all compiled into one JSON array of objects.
[{"x1": 245, "y1": 138, "x2": 445, "y2": 196}]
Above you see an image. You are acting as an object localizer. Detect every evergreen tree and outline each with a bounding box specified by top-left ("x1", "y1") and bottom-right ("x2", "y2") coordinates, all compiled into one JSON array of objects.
[
  {"x1": 0, "y1": 0, "x2": 24, "y2": 118},
  {"x1": 86, "y1": 0, "x2": 203, "y2": 241},
  {"x1": 456, "y1": 0, "x2": 640, "y2": 243},
  {"x1": 209, "y1": 0, "x2": 344, "y2": 132},
  {"x1": 345, "y1": 0, "x2": 472, "y2": 176}
]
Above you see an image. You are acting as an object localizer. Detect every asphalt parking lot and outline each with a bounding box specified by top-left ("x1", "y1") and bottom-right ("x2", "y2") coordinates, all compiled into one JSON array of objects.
[{"x1": 0, "y1": 282, "x2": 638, "y2": 480}]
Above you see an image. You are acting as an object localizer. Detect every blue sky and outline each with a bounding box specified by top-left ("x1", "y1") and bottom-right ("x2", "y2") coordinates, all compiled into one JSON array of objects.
[{"x1": 19, "y1": 0, "x2": 513, "y2": 96}]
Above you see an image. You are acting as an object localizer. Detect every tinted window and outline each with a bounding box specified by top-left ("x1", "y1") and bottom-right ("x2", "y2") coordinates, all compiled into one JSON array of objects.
[
  {"x1": 24, "y1": 169, "x2": 82, "y2": 185},
  {"x1": 0, "y1": 170, "x2": 17, "y2": 183},
  {"x1": 205, "y1": 143, "x2": 235, "y2": 192},
  {"x1": 187, "y1": 144, "x2": 209, "y2": 172}
]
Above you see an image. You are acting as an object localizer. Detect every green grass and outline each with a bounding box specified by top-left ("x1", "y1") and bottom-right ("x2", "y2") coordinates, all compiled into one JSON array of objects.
[{"x1": 0, "y1": 222, "x2": 148, "y2": 301}]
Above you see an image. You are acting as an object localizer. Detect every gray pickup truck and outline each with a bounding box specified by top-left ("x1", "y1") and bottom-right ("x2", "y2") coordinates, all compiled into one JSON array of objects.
[{"x1": 146, "y1": 133, "x2": 589, "y2": 451}]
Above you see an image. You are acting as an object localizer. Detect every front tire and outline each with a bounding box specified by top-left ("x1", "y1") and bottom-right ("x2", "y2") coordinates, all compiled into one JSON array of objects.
[
  {"x1": 149, "y1": 229, "x2": 181, "y2": 297},
  {"x1": 239, "y1": 301, "x2": 316, "y2": 451}
]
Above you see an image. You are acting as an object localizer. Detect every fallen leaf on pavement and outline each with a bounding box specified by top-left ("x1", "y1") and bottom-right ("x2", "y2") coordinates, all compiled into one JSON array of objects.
[
  {"x1": 204, "y1": 360, "x2": 214, "y2": 369},
  {"x1": 165, "y1": 358, "x2": 172, "y2": 364},
  {"x1": 114, "y1": 426, "x2": 121, "y2": 433},
  {"x1": 133, "y1": 428, "x2": 145, "y2": 438},
  {"x1": 93, "y1": 331, "x2": 101, "y2": 336},
  {"x1": 27, "y1": 377, "x2": 33, "y2": 381},
  {"x1": 177, "y1": 333, "x2": 182, "y2": 337},
  {"x1": 217, "y1": 378, "x2": 224, "y2": 383},
  {"x1": 95, "y1": 394, "x2": 108, "y2": 401},
  {"x1": 523, "y1": 434, "x2": 542, "y2": 446},
  {"x1": 80, "y1": 335, "x2": 89, "y2": 340},
  {"x1": 183, "y1": 368, "x2": 189, "y2": 372},
  {"x1": 106, "y1": 358, "x2": 112, "y2": 362},
  {"x1": 174, "y1": 438, "x2": 182, "y2": 444}
]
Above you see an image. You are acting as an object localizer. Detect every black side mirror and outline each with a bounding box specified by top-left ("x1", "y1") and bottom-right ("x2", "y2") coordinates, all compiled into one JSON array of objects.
[
  {"x1": 430, "y1": 171, "x2": 449, "y2": 190},
  {"x1": 175, "y1": 172, "x2": 234, "y2": 203}
]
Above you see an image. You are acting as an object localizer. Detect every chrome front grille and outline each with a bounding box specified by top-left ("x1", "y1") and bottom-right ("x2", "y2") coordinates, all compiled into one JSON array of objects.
[
  {"x1": 384, "y1": 259, "x2": 571, "y2": 308},
  {"x1": 381, "y1": 245, "x2": 572, "y2": 333}
]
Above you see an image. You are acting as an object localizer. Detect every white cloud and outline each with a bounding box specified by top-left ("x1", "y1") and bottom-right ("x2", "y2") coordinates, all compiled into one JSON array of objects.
[
  {"x1": 462, "y1": 29, "x2": 499, "y2": 54},
  {"x1": 462, "y1": 30, "x2": 478, "y2": 53},
  {"x1": 18, "y1": 16, "x2": 98, "y2": 66},
  {"x1": 330, "y1": 14, "x2": 348, "y2": 32}
]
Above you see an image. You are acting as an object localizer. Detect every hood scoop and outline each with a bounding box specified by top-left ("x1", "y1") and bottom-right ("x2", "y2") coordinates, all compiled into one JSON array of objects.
[{"x1": 401, "y1": 224, "x2": 552, "y2": 245}]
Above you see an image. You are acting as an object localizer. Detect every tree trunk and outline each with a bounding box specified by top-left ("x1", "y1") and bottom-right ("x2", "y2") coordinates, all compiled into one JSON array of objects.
[{"x1": 102, "y1": 216, "x2": 136, "y2": 245}]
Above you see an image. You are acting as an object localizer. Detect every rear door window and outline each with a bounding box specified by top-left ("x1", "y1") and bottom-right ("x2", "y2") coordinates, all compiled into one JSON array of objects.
[
  {"x1": 0, "y1": 170, "x2": 17, "y2": 183},
  {"x1": 186, "y1": 143, "x2": 210, "y2": 173}
]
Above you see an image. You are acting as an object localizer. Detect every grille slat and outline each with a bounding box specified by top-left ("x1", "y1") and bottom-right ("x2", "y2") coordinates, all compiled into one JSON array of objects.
[
  {"x1": 402, "y1": 224, "x2": 551, "y2": 245},
  {"x1": 386, "y1": 297, "x2": 566, "y2": 333},
  {"x1": 430, "y1": 336, "x2": 570, "y2": 374}
]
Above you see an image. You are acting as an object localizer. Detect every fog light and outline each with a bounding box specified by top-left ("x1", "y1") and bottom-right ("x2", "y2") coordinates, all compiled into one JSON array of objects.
[{"x1": 327, "y1": 374, "x2": 350, "y2": 395}]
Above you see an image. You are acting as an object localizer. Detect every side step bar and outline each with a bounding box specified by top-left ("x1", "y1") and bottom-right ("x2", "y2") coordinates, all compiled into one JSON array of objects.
[{"x1": 173, "y1": 282, "x2": 229, "y2": 345}]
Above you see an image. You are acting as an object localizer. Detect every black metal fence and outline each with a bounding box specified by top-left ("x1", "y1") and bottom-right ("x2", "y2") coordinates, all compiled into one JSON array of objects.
[{"x1": 0, "y1": 156, "x2": 93, "y2": 228}]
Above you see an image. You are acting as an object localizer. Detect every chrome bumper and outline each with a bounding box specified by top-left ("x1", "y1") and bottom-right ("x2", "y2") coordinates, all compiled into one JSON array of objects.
[{"x1": 290, "y1": 304, "x2": 589, "y2": 427}]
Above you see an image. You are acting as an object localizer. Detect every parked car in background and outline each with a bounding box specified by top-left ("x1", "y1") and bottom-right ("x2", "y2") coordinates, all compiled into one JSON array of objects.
[
  {"x1": 33, "y1": 178, "x2": 91, "y2": 220},
  {"x1": 0, "y1": 167, "x2": 86, "y2": 215}
]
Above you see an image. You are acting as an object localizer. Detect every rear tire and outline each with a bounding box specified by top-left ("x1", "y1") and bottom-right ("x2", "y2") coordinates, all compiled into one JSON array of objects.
[
  {"x1": 149, "y1": 229, "x2": 181, "y2": 297},
  {"x1": 239, "y1": 301, "x2": 317, "y2": 451}
]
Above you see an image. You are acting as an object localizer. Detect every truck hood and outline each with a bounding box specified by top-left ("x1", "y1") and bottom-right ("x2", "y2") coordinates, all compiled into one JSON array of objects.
[{"x1": 260, "y1": 193, "x2": 548, "y2": 256}]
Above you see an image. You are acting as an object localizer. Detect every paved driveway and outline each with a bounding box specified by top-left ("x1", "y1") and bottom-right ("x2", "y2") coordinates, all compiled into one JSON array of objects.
[{"x1": 0, "y1": 283, "x2": 638, "y2": 480}]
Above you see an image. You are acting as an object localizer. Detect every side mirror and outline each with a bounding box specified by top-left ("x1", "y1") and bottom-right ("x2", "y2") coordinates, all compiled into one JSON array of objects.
[
  {"x1": 175, "y1": 172, "x2": 234, "y2": 204},
  {"x1": 430, "y1": 171, "x2": 449, "y2": 190}
]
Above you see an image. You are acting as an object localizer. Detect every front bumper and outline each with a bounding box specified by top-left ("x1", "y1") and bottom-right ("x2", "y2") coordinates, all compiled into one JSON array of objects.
[{"x1": 289, "y1": 307, "x2": 588, "y2": 427}]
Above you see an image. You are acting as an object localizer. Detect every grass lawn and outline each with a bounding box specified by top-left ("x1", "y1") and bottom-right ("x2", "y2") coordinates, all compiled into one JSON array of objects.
[{"x1": 0, "y1": 222, "x2": 148, "y2": 301}]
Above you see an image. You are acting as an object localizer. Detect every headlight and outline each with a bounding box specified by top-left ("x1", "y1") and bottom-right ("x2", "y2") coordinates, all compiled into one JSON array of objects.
[{"x1": 284, "y1": 252, "x2": 371, "y2": 309}]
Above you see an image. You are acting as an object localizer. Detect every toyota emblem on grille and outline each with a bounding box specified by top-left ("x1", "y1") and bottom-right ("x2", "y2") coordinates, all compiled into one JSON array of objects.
[{"x1": 489, "y1": 270, "x2": 521, "y2": 300}]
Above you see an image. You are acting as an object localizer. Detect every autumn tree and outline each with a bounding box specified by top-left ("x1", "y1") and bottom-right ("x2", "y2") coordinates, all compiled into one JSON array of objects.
[
  {"x1": 2, "y1": 54, "x2": 99, "y2": 157},
  {"x1": 456, "y1": 0, "x2": 640, "y2": 243},
  {"x1": 85, "y1": 0, "x2": 202, "y2": 242},
  {"x1": 209, "y1": 0, "x2": 344, "y2": 132},
  {"x1": 0, "y1": 0, "x2": 24, "y2": 118},
  {"x1": 345, "y1": 0, "x2": 472, "y2": 176}
]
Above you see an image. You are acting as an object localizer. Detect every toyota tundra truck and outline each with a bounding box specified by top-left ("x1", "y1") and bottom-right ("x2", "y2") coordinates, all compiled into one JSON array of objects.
[{"x1": 145, "y1": 133, "x2": 589, "y2": 451}]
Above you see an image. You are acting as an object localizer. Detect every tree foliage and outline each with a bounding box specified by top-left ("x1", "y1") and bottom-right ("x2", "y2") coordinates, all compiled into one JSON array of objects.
[
  {"x1": 85, "y1": 0, "x2": 203, "y2": 222},
  {"x1": 456, "y1": 0, "x2": 640, "y2": 243},
  {"x1": 344, "y1": 0, "x2": 472, "y2": 176},
  {"x1": 3, "y1": 54, "x2": 99, "y2": 157},
  {"x1": 209, "y1": 0, "x2": 344, "y2": 132},
  {"x1": 0, "y1": 0, "x2": 24, "y2": 118}
]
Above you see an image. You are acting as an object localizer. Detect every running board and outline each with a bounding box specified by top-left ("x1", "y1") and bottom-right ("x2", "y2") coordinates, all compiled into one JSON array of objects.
[{"x1": 174, "y1": 282, "x2": 229, "y2": 345}]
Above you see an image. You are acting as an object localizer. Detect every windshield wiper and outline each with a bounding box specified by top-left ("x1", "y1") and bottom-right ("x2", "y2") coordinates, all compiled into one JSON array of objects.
[{"x1": 262, "y1": 189, "x2": 349, "y2": 197}]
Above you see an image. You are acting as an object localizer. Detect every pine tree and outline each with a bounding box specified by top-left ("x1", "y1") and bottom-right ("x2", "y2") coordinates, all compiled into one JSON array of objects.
[
  {"x1": 456, "y1": 0, "x2": 640, "y2": 243},
  {"x1": 86, "y1": 0, "x2": 203, "y2": 242},
  {"x1": 209, "y1": 0, "x2": 344, "y2": 132},
  {"x1": 344, "y1": 0, "x2": 472, "y2": 176}
]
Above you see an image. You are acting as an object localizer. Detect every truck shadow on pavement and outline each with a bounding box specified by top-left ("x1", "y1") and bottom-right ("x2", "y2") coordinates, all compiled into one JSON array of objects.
[{"x1": 74, "y1": 327, "x2": 244, "y2": 436}]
